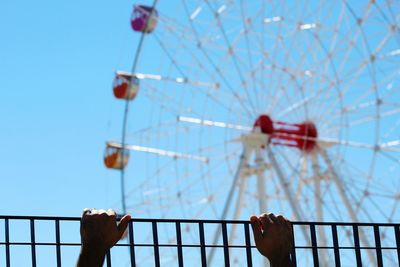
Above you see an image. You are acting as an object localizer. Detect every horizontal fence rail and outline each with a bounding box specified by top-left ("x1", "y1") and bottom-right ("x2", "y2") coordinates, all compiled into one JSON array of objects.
[{"x1": 0, "y1": 215, "x2": 399, "y2": 266}]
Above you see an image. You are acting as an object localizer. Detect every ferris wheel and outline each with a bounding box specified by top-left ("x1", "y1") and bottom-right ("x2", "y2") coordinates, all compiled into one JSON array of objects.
[{"x1": 104, "y1": 0, "x2": 400, "y2": 265}]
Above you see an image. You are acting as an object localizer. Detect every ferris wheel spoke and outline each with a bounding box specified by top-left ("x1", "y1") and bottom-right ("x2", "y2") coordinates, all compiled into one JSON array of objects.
[
  {"x1": 379, "y1": 150, "x2": 400, "y2": 165},
  {"x1": 137, "y1": 69, "x2": 240, "y2": 116},
  {"x1": 266, "y1": 146, "x2": 304, "y2": 220},
  {"x1": 319, "y1": 148, "x2": 377, "y2": 263},
  {"x1": 266, "y1": 145, "x2": 316, "y2": 247},
  {"x1": 203, "y1": 1, "x2": 259, "y2": 114},
  {"x1": 317, "y1": 137, "x2": 400, "y2": 152},
  {"x1": 340, "y1": 108, "x2": 400, "y2": 128},
  {"x1": 263, "y1": 3, "x2": 290, "y2": 114},
  {"x1": 227, "y1": 170, "x2": 248, "y2": 249},
  {"x1": 273, "y1": 146, "x2": 326, "y2": 212},
  {"x1": 290, "y1": 29, "x2": 334, "y2": 116},
  {"x1": 207, "y1": 147, "x2": 250, "y2": 265},
  {"x1": 266, "y1": 41, "x2": 307, "y2": 121},
  {"x1": 161, "y1": 2, "x2": 254, "y2": 117},
  {"x1": 310, "y1": 153, "x2": 331, "y2": 265},
  {"x1": 134, "y1": 71, "x2": 218, "y2": 89},
  {"x1": 177, "y1": 115, "x2": 251, "y2": 131},
  {"x1": 311, "y1": 37, "x2": 344, "y2": 120},
  {"x1": 276, "y1": 1, "x2": 338, "y2": 117},
  {"x1": 142, "y1": 80, "x2": 247, "y2": 123},
  {"x1": 181, "y1": 0, "x2": 255, "y2": 117},
  {"x1": 238, "y1": 0, "x2": 262, "y2": 112},
  {"x1": 108, "y1": 141, "x2": 208, "y2": 163},
  {"x1": 251, "y1": 3, "x2": 285, "y2": 106}
]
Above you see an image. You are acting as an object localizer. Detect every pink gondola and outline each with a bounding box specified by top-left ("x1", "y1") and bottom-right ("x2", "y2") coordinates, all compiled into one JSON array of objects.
[{"x1": 131, "y1": 5, "x2": 158, "y2": 33}]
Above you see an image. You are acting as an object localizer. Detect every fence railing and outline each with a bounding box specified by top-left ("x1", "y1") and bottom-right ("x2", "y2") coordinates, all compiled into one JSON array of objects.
[{"x1": 0, "y1": 215, "x2": 399, "y2": 266}]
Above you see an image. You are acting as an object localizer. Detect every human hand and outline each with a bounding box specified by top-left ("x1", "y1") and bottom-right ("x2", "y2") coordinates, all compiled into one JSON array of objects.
[
  {"x1": 80, "y1": 208, "x2": 131, "y2": 251},
  {"x1": 250, "y1": 213, "x2": 293, "y2": 267}
]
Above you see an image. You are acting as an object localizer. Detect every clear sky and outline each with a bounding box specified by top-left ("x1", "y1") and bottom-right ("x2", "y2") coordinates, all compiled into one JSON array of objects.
[
  {"x1": 0, "y1": 0, "x2": 143, "y2": 216},
  {"x1": 1, "y1": 0, "x2": 400, "y2": 266}
]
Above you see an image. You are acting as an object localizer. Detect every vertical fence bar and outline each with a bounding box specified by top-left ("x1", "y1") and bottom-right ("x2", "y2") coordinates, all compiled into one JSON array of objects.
[
  {"x1": 309, "y1": 224, "x2": 319, "y2": 267},
  {"x1": 352, "y1": 225, "x2": 362, "y2": 267},
  {"x1": 373, "y1": 225, "x2": 383, "y2": 267},
  {"x1": 3, "y1": 216, "x2": 400, "y2": 267},
  {"x1": 221, "y1": 222, "x2": 230, "y2": 267},
  {"x1": 30, "y1": 219, "x2": 37, "y2": 267},
  {"x1": 175, "y1": 222, "x2": 184, "y2": 267},
  {"x1": 393, "y1": 225, "x2": 400, "y2": 266},
  {"x1": 291, "y1": 224, "x2": 297, "y2": 267},
  {"x1": 331, "y1": 224, "x2": 341, "y2": 267},
  {"x1": 55, "y1": 219, "x2": 62, "y2": 267},
  {"x1": 29, "y1": 219, "x2": 37, "y2": 265},
  {"x1": 106, "y1": 250, "x2": 112, "y2": 267},
  {"x1": 395, "y1": 226, "x2": 400, "y2": 266},
  {"x1": 128, "y1": 221, "x2": 136, "y2": 267},
  {"x1": 5, "y1": 219, "x2": 10, "y2": 267},
  {"x1": 243, "y1": 223, "x2": 253, "y2": 267},
  {"x1": 199, "y1": 222, "x2": 207, "y2": 267},
  {"x1": 152, "y1": 221, "x2": 160, "y2": 267}
]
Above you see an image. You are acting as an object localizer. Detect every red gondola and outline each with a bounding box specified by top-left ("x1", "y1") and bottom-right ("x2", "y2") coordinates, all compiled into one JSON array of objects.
[
  {"x1": 113, "y1": 73, "x2": 139, "y2": 100},
  {"x1": 131, "y1": 5, "x2": 158, "y2": 33},
  {"x1": 104, "y1": 144, "x2": 129, "y2": 169}
]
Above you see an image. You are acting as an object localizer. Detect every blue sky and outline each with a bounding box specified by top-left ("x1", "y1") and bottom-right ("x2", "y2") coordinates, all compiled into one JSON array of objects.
[
  {"x1": 0, "y1": 0, "x2": 141, "y2": 216},
  {"x1": 1, "y1": 0, "x2": 400, "y2": 265},
  {"x1": 0, "y1": 1, "x2": 398, "y2": 224}
]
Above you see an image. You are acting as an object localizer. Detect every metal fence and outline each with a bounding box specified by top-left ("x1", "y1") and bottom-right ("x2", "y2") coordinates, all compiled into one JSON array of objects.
[{"x1": 0, "y1": 215, "x2": 399, "y2": 266}]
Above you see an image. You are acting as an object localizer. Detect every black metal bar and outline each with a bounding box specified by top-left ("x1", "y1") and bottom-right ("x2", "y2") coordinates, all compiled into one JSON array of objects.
[
  {"x1": 175, "y1": 222, "x2": 184, "y2": 267},
  {"x1": 221, "y1": 222, "x2": 230, "y2": 267},
  {"x1": 395, "y1": 226, "x2": 400, "y2": 266},
  {"x1": 309, "y1": 224, "x2": 319, "y2": 267},
  {"x1": 331, "y1": 224, "x2": 341, "y2": 267},
  {"x1": 128, "y1": 221, "x2": 136, "y2": 267},
  {"x1": 55, "y1": 219, "x2": 62, "y2": 267},
  {"x1": 152, "y1": 221, "x2": 161, "y2": 267},
  {"x1": 5, "y1": 219, "x2": 10, "y2": 267},
  {"x1": 243, "y1": 223, "x2": 252, "y2": 267},
  {"x1": 199, "y1": 222, "x2": 207, "y2": 267},
  {"x1": 30, "y1": 219, "x2": 37, "y2": 267},
  {"x1": 290, "y1": 224, "x2": 297, "y2": 267},
  {"x1": 1, "y1": 215, "x2": 400, "y2": 227},
  {"x1": 0, "y1": 216, "x2": 400, "y2": 266},
  {"x1": 106, "y1": 250, "x2": 112, "y2": 267},
  {"x1": 373, "y1": 225, "x2": 383, "y2": 267},
  {"x1": 352, "y1": 225, "x2": 362, "y2": 267}
]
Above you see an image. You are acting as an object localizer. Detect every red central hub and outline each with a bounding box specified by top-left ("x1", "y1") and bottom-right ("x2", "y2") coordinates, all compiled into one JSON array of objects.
[{"x1": 253, "y1": 115, "x2": 318, "y2": 152}]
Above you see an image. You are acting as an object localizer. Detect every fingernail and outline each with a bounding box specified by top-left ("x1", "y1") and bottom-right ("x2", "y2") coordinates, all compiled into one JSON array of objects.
[{"x1": 250, "y1": 216, "x2": 258, "y2": 222}]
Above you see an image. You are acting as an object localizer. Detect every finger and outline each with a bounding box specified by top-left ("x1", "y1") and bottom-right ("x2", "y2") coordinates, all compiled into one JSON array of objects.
[
  {"x1": 91, "y1": 208, "x2": 98, "y2": 215},
  {"x1": 107, "y1": 209, "x2": 116, "y2": 216},
  {"x1": 117, "y1": 214, "x2": 132, "y2": 238},
  {"x1": 98, "y1": 209, "x2": 107, "y2": 214},
  {"x1": 260, "y1": 214, "x2": 272, "y2": 231},
  {"x1": 82, "y1": 208, "x2": 92, "y2": 216},
  {"x1": 277, "y1": 215, "x2": 286, "y2": 225},
  {"x1": 268, "y1": 213, "x2": 279, "y2": 224},
  {"x1": 250, "y1": 216, "x2": 263, "y2": 245}
]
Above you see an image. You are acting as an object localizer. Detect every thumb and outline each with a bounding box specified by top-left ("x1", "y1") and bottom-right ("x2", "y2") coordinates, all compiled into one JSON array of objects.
[
  {"x1": 117, "y1": 214, "x2": 131, "y2": 238},
  {"x1": 250, "y1": 216, "x2": 263, "y2": 245}
]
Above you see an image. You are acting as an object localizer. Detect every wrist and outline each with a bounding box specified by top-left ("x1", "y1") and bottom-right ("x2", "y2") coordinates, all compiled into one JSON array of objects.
[
  {"x1": 268, "y1": 254, "x2": 292, "y2": 267},
  {"x1": 77, "y1": 243, "x2": 108, "y2": 267}
]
